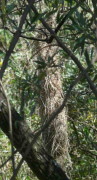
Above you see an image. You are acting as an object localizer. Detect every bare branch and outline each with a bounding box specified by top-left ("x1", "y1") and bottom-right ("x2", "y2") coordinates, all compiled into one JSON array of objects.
[{"x1": 5, "y1": 27, "x2": 47, "y2": 42}]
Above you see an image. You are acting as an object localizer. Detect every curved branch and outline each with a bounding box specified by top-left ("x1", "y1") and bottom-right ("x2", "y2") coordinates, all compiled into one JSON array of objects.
[
  {"x1": 0, "y1": 5, "x2": 31, "y2": 79},
  {"x1": 0, "y1": 93, "x2": 69, "y2": 180}
]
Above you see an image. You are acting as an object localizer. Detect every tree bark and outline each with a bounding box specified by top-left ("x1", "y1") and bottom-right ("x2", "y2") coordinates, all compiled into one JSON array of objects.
[
  {"x1": 0, "y1": 93, "x2": 69, "y2": 180},
  {"x1": 34, "y1": 12, "x2": 71, "y2": 172}
]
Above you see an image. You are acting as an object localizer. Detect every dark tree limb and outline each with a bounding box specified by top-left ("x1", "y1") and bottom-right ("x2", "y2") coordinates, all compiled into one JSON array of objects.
[
  {"x1": 0, "y1": 93, "x2": 69, "y2": 180},
  {"x1": 5, "y1": 27, "x2": 47, "y2": 42},
  {"x1": 0, "y1": 68, "x2": 86, "y2": 179}
]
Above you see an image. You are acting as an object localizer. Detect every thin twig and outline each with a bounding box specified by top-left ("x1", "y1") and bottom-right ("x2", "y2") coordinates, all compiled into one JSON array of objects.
[
  {"x1": 10, "y1": 158, "x2": 24, "y2": 180},
  {"x1": 32, "y1": 44, "x2": 58, "y2": 58},
  {"x1": 0, "y1": 150, "x2": 17, "y2": 169},
  {"x1": 5, "y1": 27, "x2": 47, "y2": 42},
  {"x1": 0, "y1": 81, "x2": 15, "y2": 172}
]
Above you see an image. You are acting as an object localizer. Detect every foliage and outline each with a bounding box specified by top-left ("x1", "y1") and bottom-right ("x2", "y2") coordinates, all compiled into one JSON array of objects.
[{"x1": 0, "y1": 0, "x2": 97, "y2": 179}]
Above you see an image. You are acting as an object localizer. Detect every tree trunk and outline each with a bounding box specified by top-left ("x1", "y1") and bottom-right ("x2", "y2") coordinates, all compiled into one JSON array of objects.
[{"x1": 34, "y1": 15, "x2": 71, "y2": 172}]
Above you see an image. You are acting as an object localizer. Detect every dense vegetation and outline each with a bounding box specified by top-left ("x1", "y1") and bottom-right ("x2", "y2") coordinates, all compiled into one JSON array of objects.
[{"x1": 0, "y1": 0, "x2": 97, "y2": 179}]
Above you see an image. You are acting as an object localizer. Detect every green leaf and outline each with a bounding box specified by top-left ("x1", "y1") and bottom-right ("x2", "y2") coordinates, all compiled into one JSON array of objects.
[
  {"x1": 84, "y1": 49, "x2": 92, "y2": 67},
  {"x1": 65, "y1": 3, "x2": 81, "y2": 21},
  {"x1": 57, "y1": 2, "x2": 83, "y2": 24},
  {"x1": 73, "y1": 35, "x2": 85, "y2": 52},
  {"x1": 29, "y1": 11, "x2": 47, "y2": 23},
  {"x1": 46, "y1": 9, "x2": 57, "y2": 18},
  {"x1": 65, "y1": 0, "x2": 73, "y2": 4},
  {"x1": 34, "y1": 60, "x2": 47, "y2": 69},
  {"x1": 6, "y1": 3, "x2": 16, "y2": 14}
]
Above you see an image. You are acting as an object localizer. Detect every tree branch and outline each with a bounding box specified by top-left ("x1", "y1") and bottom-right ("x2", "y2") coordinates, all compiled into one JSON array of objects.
[
  {"x1": 4, "y1": 67, "x2": 86, "y2": 179},
  {"x1": 27, "y1": 1, "x2": 97, "y2": 99},
  {"x1": 0, "y1": 93, "x2": 69, "y2": 180},
  {"x1": 0, "y1": 5, "x2": 31, "y2": 79},
  {"x1": 0, "y1": 53, "x2": 90, "y2": 179},
  {"x1": 5, "y1": 27, "x2": 47, "y2": 42}
]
